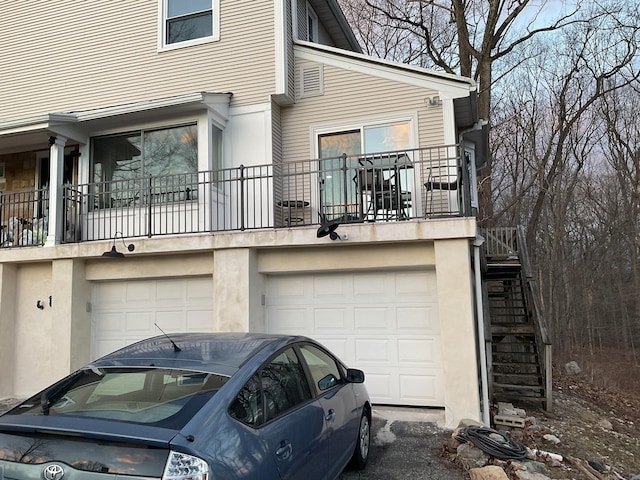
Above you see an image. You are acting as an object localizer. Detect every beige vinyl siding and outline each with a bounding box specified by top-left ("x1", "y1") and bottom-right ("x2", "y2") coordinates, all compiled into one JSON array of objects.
[
  {"x1": 0, "y1": 1, "x2": 277, "y2": 119},
  {"x1": 281, "y1": 61, "x2": 445, "y2": 162}
]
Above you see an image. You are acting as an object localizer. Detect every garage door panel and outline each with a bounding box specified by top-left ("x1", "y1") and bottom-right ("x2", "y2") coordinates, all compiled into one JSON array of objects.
[
  {"x1": 154, "y1": 311, "x2": 186, "y2": 330},
  {"x1": 94, "y1": 283, "x2": 127, "y2": 304},
  {"x1": 156, "y1": 282, "x2": 186, "y2": 302},
  {"x1": 186, "y1": 279, "x2": 212, "y2": 299},
  {"x1": 396, "y1": 272, "x2": 434, "y2": 298},
  {"x1": 364, "y1": 373, "x2": 393, "y2": 402},
  {"x1": 126, "y1": 282, "x2": 155, "y2": 303},
  {"x1": 397, "y1": 338, "x2": 440, "y2": 365},
  {"x1": 314, "y1": 308, "x2": 349, "y2": 329},
  {"x1": 399, "y1": 373, "x2": 441, "y2": 403},
  {"x1": 354, "y1": 307, "x2": 388, "y2": 330},
  {"x1": 125, "y1": 312, "x2": 154, "y2": 332},
  {"x1": 313, "y1": 275, "x2": 351, "y2": 297},
  {"x1": 355, "y1": 338, "x2": 391, "y2": 363},
  {"x1": 353, "y1": 275, "x2": 387, "y2": 297},
  {"x1": 397, "y1": 306, "x2": 439, "y2": 332},
  {"x1": 94, "y1": 312, "x2": 125, "y2": 335},
  {"x1": 266, "y1": 271, "x2": 443, "y2": 406}
]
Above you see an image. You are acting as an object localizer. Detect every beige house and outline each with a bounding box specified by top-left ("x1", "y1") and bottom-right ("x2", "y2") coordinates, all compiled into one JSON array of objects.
[{"x1": 0, "y1": 0, "x2": 489, "y2": 425}]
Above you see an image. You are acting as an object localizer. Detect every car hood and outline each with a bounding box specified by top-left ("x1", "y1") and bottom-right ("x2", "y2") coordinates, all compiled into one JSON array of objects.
[{"x1": 0, "y1": 413, "x2": 179, "y2": 447}]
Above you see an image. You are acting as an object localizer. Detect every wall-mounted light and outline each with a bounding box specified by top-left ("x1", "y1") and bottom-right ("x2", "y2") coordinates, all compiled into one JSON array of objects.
[
  {"x1": 316, "y1": 221, "x2": 348, "y2": 241},
  {"x1": 102, "y1": 232, "x2": 135, "y2": 258}
]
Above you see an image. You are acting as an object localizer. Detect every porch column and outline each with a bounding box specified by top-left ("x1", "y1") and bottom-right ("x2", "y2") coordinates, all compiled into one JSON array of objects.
[{"x1": 45, "y1": 135, "x2": 66, "y2": 246}]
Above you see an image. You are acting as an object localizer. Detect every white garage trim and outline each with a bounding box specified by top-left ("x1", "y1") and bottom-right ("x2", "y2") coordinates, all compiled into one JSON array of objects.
[
  {"x1": 91, "y1": 277, "x2": 214, "y2": 360},
  {"x1": 265, "y1": 270, "x2": 443, "y2": 407}
]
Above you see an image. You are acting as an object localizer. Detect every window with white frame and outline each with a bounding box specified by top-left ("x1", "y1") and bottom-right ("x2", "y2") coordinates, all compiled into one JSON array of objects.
[
  {"x1": 160, "y1": 0, "x2": 219, "y2": 48},
  {"x1": 91, "y1": 124, "x2": 199, "y2": 208},
  {"x1": 317, "y1": 121, "x2": 414, "y2": 221},
  {"x1": 306, "y1": 3, "x2": 318, "y2": 42}
]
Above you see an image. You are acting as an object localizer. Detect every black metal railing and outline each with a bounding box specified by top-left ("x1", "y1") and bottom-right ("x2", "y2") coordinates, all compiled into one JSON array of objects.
[
  {"x1": 0, "y1": 144, "x2": 472, "y2": 247},
  {"x1": 0, "y1": 189, "x2": 49, "y2": 247}
]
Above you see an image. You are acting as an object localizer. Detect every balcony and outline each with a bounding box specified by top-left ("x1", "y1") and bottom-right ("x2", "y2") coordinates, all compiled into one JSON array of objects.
[{"x1": 0, "y1": 145, "x2": 473, "y2": 247}]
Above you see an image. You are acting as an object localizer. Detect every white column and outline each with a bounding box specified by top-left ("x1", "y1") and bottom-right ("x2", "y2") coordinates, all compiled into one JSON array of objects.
[{"x1": 45, "y1": 136, "x2": 67, "y2": 246}]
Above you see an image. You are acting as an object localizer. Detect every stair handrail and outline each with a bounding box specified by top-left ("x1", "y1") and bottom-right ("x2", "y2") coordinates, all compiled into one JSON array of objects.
[
  {"x1": 516, "y1": 226, "x2": 553, "y2": 411},
  {"x1": 481, "y1": 227, "x2": 518, "y2": 259}
]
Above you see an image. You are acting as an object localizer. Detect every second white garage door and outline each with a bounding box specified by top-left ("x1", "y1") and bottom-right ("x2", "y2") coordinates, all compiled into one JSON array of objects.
[
  {"x1": 92, "y1": 277, "x2": 214, "y2": 360},
  {"x1": 265, "y1": 271, "x2": 444, "y2": 407}
]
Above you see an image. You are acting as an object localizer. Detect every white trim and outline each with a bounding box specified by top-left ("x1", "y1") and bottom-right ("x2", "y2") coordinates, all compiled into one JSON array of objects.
[
  {"x1": 74, "y1": 93, "x2": 231, "y2": 122},
  {"x1": 274, "y1": 0, "x2": 287, "y2": 96},
  {"x1": 295, "y1": 43, "x2": 475, "y2": 97},
  {"x1": 157, "y1": 0, "x2": 220, "y2": 52},
  {"x1": 442, "y1": 99, "x2": 456, "y2": 145}
]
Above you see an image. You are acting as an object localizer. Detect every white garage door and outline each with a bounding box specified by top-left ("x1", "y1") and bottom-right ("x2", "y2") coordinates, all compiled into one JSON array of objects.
[
  {"x1": 266, "y1": 271, "x2": 443, "y2": 407},
  {"x1": 92, "y1": 277, "x2": 214, "y2": 360}
]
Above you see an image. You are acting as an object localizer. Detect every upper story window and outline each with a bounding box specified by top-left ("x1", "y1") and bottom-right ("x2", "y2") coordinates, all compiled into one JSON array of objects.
[
  {"x1": 160, "y1": 0, "x2": 220, "y2": 50},
  {"x1": 306, "y1": 3, "x2": 318, "y2": 42}
]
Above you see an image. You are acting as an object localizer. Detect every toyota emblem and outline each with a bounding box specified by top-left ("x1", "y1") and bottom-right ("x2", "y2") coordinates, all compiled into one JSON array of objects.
[{"x1": 43, "y1": 464, "x2": 65, "y2": 480}]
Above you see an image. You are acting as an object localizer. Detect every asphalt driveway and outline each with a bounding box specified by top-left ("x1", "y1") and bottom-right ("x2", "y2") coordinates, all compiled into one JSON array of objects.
[{"x1": 339, "y1": 407, "x2": 465, "y2": 480}]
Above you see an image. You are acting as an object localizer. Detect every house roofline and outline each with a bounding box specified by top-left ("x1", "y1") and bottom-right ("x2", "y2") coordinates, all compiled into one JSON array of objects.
[
  {"x1": 294, "y1": 41, "x2": 476, "y2": 93},
  {"x1": 318, "y1": 0, "x2": 362, "y2": 53},
  {"x1": 0, "y1": 92, "x2": 233, "y2": 137}
]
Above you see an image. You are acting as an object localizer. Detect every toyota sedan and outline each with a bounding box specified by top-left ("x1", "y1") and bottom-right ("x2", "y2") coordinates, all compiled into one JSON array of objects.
[{"x1": 0, "y1": 333, "x2": 371, "y2": 479}]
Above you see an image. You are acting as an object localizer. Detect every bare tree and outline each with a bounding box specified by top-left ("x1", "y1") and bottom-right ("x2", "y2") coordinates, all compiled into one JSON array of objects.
[{"x1": 339, "y1": 0, "x2": 587, "y2": 221}]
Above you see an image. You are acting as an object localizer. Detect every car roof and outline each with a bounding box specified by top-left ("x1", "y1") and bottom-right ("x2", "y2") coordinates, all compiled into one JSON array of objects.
[{"x1": 89, "y1": 332, "x2": 309, "y2": 377}]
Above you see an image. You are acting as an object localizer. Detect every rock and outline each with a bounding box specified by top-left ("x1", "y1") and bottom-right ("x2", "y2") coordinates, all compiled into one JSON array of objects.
[
  {"x1": 458, "y1": 418, "x2": 486, "y2": 429},
  {"x1": 469, "y1": 465, "x2": 510, "y2": 480},
  {"x1": 564, "y1": 361, "x2": 582, "y2": 375},
  {"x1": 597, "y1": 418, "x2": 613, "y2": 430},
  {"x1": 542, "y1": 434, "x2": 561, "y2": 444},
  {"x1": 457, "y1": 442, "x2": 490, "y2": 469}
]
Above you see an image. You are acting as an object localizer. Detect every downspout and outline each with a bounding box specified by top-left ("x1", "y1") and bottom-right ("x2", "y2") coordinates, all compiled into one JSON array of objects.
[
  {"x1": 459, "y1": 118, "x2": 490, "y2": 425},
  {"x1": 474, "y1": 235, "x2": 490, "y2": 425}
]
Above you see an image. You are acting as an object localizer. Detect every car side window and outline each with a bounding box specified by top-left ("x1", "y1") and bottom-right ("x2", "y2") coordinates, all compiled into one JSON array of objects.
[
  {"x1": 299, "y1": 345, "x2": 343, "y2": 393},
  {"x1": 229, "y1": 374, "x2": 263, "y2": 427},
  {"x1": 261, "y1": 348, "x2": 312, "y2": 422}
]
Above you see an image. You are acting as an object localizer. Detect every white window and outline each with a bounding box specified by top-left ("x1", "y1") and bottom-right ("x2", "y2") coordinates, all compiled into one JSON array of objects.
[
  {"x1": 160, "y1": 0, "x2": 219, "y2": 50},
  {"x1": 306, "y1": 3, "x2": 318, "y2": 42}
]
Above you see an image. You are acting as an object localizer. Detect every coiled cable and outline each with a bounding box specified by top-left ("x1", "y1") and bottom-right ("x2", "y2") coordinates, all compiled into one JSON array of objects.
[{"x1": 455, "y1": 425, "x2": 528, "y2": 460}]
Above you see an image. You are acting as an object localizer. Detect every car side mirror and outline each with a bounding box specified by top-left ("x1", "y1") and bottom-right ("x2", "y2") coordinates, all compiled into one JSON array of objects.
[{"x1": 346, "y1": 368, "x2": 365, "y2": 383}]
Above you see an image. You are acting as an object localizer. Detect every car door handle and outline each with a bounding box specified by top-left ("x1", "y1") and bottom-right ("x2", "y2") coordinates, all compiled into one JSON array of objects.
[
  {"x1": 325, "y1": 409, "x2": 335, "y2": 421},
  {"x1": 275, "y1": 440, "x2": 293, "y2": 460}
]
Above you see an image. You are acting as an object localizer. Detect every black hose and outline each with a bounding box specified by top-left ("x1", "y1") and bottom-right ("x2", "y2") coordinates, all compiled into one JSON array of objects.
[{"x1": 455, "y1": 425, "x2": 528, "y2": 460}]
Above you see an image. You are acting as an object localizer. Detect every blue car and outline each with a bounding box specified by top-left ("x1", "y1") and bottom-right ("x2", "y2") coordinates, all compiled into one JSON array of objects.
[{"x1": 0, "y1": 333, "x2": 371, "y2": 479}]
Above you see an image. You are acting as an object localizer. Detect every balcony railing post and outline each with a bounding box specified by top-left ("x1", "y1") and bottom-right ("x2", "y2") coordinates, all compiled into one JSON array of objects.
[
  {"x1": 147, "y1": 174, "x2": 152, "y2": 237},
  {"x1": 341, "y1": 153, "x2": 348, "y2": 220},
  {"x1": 239, "y1": 164, "x2": 245, "y2": 231}
]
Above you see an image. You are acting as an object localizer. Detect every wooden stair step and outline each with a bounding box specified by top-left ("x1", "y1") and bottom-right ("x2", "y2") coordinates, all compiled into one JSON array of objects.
[
  {"x1": 492, "y1": 382, "x2": 545, "y2": 391},
  {"x1": 491, "y1": 324, "x2": 536, "y2": 335}
]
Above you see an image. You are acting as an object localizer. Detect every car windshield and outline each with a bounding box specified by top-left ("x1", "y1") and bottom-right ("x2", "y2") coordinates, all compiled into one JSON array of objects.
[{"x1": 13, "y1": 367, "x2": 229, "y2": 429}]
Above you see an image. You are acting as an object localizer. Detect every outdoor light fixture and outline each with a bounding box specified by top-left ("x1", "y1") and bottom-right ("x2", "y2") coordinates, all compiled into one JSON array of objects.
[
  {"x1": 102, "y1": 232, "x2": 135, "y2": 258},
  {"x1": 316, "y1": 221, "x2": 347, "y2": 241}
]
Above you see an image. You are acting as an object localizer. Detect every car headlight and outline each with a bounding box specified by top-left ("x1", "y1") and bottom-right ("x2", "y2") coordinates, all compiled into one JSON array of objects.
[{"x1": 162, "y1": 451, "x2": 209, "y2": 480}]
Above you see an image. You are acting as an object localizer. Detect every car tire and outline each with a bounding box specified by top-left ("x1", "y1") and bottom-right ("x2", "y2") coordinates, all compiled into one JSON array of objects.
[{"x1": 350, "y1": 409, "x2": 370, "y2": 469}]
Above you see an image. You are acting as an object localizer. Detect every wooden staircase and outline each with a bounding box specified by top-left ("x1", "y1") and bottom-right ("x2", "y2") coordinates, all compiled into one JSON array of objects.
[{"x1": 480, "y1": 227, "x2": 552, "y2": 411}]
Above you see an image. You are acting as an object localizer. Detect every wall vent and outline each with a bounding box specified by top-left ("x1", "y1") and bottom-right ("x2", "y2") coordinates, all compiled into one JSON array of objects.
[{"x1": 300, "y1": 64, "x2": 324, "y2": 98}]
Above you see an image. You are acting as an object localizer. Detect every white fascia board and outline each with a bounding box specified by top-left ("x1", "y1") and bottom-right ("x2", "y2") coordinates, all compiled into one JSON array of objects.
[
  {"x1": 72, "y1": 92, "x2": 232, "y2": 122},
  {"x1": 0, "y1": 114, "x2": 77, "y2": 136},
  {"x1": 294, "y1": 42, "x2": 476, "y2": 98},
  {"x1": 274, "y1": 0, "x2": 287, "y2": 96}
]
